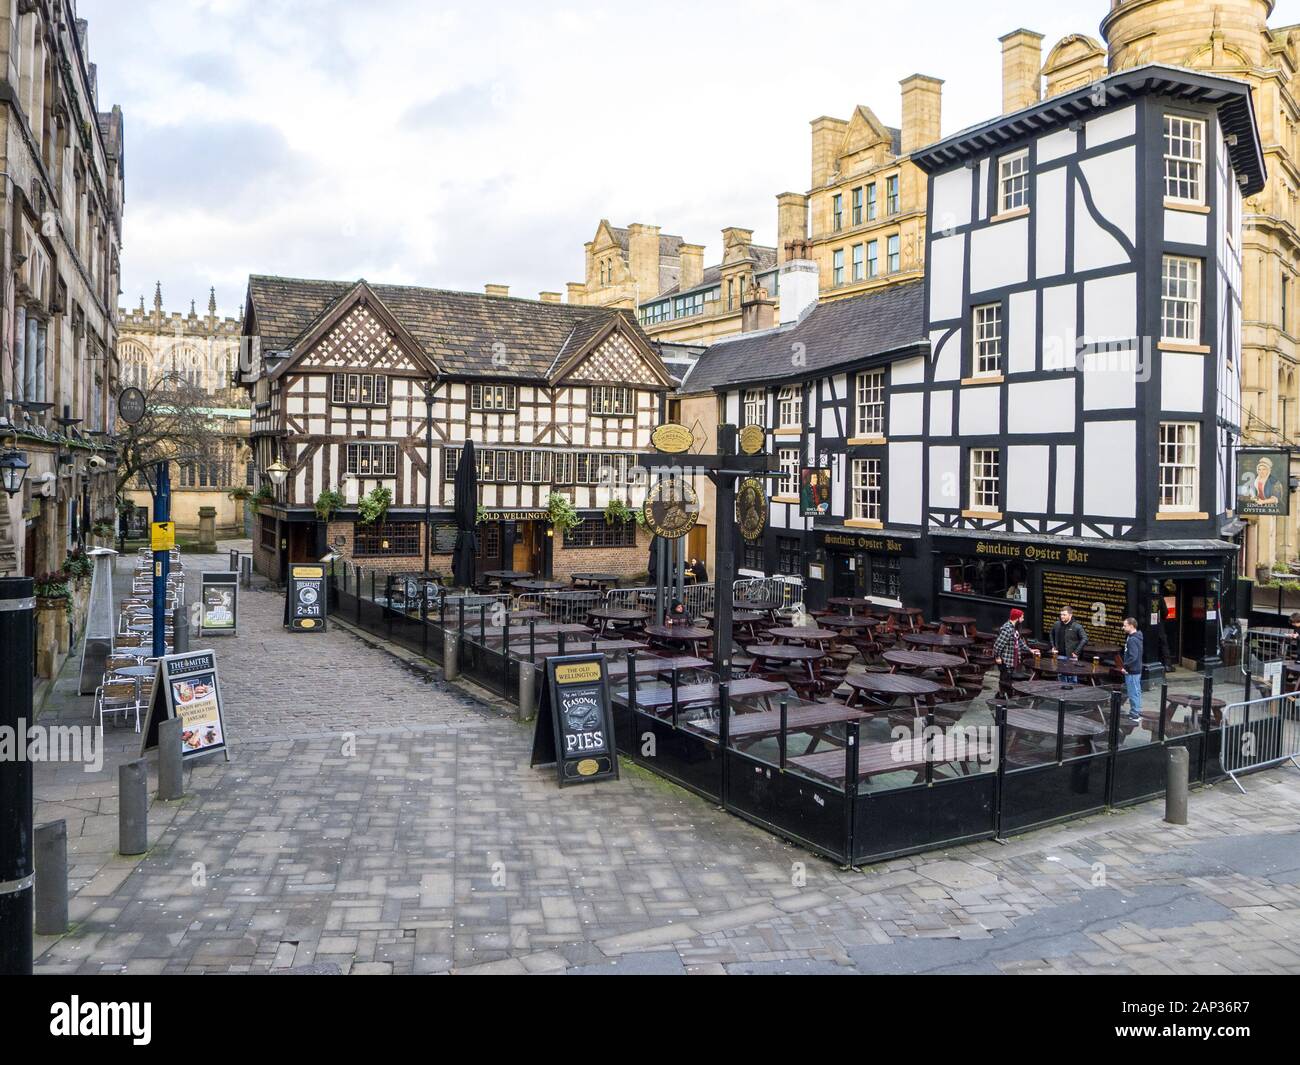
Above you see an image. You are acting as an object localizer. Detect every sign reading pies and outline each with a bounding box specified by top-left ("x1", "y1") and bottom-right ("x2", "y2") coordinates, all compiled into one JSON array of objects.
[
  {"x1": 736, "y1": 478, "x2": 767, "y2": 540},
  {"x1": 738, "y1": 424, "x2": 765, "y2": 456},
  {"x1": 530, "y1": 653, "x2": 619, "y2": 788},
  {"x1": 651, "y1": 422, "x2": 695, "y2": 454},
  {"x1": 642, "y1": 477, "x2": 699, "y2": 539}
]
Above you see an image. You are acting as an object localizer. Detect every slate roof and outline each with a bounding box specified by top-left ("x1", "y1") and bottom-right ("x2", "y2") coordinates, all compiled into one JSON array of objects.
[
  {"x1": 681, "y1": 280, "x2": 927, "y2": 393},
  {"x1": 245, "y1": 275, "x2": 662, "y2": 381},
  {"x1": 652, "y1": 245, "x2": 779, "y2": 301}
]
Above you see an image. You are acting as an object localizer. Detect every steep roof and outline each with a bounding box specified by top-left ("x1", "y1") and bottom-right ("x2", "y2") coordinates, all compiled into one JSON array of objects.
[
  {"x1": 681, "y1": 280, "x2": 927, "y2": 393},
  {"x1": 244, "y1": 275, "x2": 668, "y2": 383}
]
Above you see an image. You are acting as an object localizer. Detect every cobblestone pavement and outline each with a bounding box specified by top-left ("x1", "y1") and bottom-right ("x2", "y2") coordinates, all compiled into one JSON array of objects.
[{"x1": 30, "y1": 545, "x2": 1300, "y2": 974}]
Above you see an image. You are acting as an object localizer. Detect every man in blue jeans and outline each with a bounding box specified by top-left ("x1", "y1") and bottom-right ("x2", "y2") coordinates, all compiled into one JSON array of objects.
[{"x1": 1122, "y1": 617, "x2": 1144, "y2": 722}]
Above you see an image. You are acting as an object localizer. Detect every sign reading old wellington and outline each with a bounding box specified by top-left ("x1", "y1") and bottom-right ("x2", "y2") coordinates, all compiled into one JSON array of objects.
[
  {"x1": 530, "y1": 654, "x2": 618, "y2": 788},
  {"x1": 651, "y1": 422, "x2": 695, "y2": 454},
  {"x1": 642, "y1": 478, "x2": 699, "y2": 539}
]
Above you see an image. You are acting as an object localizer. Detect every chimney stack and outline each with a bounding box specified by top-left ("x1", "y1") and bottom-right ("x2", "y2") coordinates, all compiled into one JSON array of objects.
[
  {"x1": 1000, "y1": 29, "x2": 1044, "y2": 114},
  {"x1": 566, "y1": 281, "x2": 586, "y2": 305},
  {"x1": 741, "y1": 283, "x2": 775, "y2": 334},
  {"x1": 679, "y1": 243, "x2": 705, "y2": 291},
  {"x1": 777, "y1": 193, "x2": 809, "y2": 264},
  {"x1": 778, "y1": 245, "x2": 818, "y2": 326},
  {"x1": 899, "y1": 75, "x2": 943, "y2": 154},
  {"x1": 538, "y1": 291, "x2": 562, "y2": 304},
  {"x1": 484, "y1": 284, "x2": 510, "y2": 298}
]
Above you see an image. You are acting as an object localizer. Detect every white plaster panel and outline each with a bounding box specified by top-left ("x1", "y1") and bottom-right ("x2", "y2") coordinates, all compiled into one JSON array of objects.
[
  {"x1": 1083, "y1": 272, "x2": 1136, "y2": 344},
  {"x1": 1073, "y1": 183, "x2": 1129, "y2": 272},
  {"x1": 1008, "y1": 290, "x2": 1037, "y2": 374},
  {"x1": 1083, "y1": 420, "x2": 1136, "y2": 518},
  {"x1": 977, "y1": 159, "x2": 990, "y2": 221},
  {"x1": 1085, "y1": 104, "x2": 1135, "y2": 148},
  {"x1": 929, "y1": 389, "x2": 954, "y2": 438},
  {"x1": 1007, "y1": 445, "x2": 1050, "y2": 513},
  {"x1": 1080, "y1": 147, "x2": 1136, "y2": 244},
  {"x1": 958, "y1": 384, "x2": 1000, "y2": 436},
  {"x1": 970, "y1": 217, "x2": 1028, "y2": 293},
  {"x1": 1035, "y1": 167, "x2": 1067, "y2": 279},
  {"x1": 890, "y1": 391, "x2": 924, "y2": 436},
  {"x1": 1165, "y1": 208, "x2": 1208, "y2": 245},
  {"x1": 928, "y1": 445, "x2": 961, "y2": 509},
  {"x1": 1054, "y1": 445, "x2": 1076, "y2": 515},
  {"x1": 1160, "y1": 351, "x2": 1205, "y2": 412},
  {"x1": 932, "y1": 328, "x2": 962, "y2": 382},
  {"x1": 1042, "y1": 284, "x2": 1077, "y2": 371},
  {"x1": 892, "y1": 355, "x2": 925, "y2": 386},
  {"x1": 1007, "y1": 378, "x2": 1075, "y2": 434},
  {"x1": 1037, "y1": 127, "x2": 1077, "y2": 164},
  {"x1": 889, "y1": 442, "x2": 924, "y2": 524},
  {"x1": 929, "y1": 234, "x2": 966, "y2": 322},
  {"x1": 1082, "y1": 349, "x2": 1138, "y2": 410},
  {"x1": 932, "y1": 168, "x2": 971, "y2": 233}
]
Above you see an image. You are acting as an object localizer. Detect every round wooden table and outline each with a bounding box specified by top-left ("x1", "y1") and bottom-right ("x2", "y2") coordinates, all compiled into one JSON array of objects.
[
  {"x1": 644, "y1": 624, "x2": 713, "y2": 654},
  {"x1": 700, "y1": 610, "x2": 766, "y2": 625},
  {"x1": 587, "y1": 607, "x2": 648, "y2": 635},
  {"x1": 570, "y1": 572, "x2": 621, "y2": 590},
  {"x1": 1032, "y1": 657, "x2": 1107, "y2": 684},
  {"x1": 883, "y1": 649, "x2": 967, "y2": 686},
  {"x1": 828, "y1": 597, "x2": 874, "y2": 616},
  {"x1": 819, "y1": 615, "x2": 880, "y2": 631},
  {"x1": 1166, "y1": 692, "x2": 1227, "y2": 726},
  {"x1": 482, "y1": 569, "x2": 532, "y2": 583},
  {"x1": 511, "y1": 579, "x2": 569, "y2": 593},
  {"x1": 746, "y1": 644, "x2": 826, "y2": 687},
  {"x1": 889, "y1": 606, "x2": 926, "y2": 632},
  {"x1": 843, "y1": 672, "x2": 942, "y2": 713},
  {"x1": 766, "y1": 626, "x2": 839, "y2": 644},
  {"x1": 940, "y1": 615, "x2": 978, "y2": 636},
  {"x1": 902, "y1": 632, "x2": 973, "y2": 659},
  {"x1": 1011, "y1": 680, "x2": 1113, "y2": 705}
]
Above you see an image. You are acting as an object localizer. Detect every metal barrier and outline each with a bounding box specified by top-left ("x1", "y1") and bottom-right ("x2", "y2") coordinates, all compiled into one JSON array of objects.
[
  {"x1": 1218, "y1": 691, "x2": 1300, "y2": 793},
  {"x1": 735, "y1": 576, "x2": 805, "y2": 610},
  {"x1": 605, "y1": 582, "x2": 717, "y2": 617}
]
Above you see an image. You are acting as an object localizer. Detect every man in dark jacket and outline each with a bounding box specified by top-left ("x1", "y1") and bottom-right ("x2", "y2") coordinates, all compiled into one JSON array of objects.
[
  {"x1": 1050, "y1": 606, "x2": 1089, "y2": 683},
  {"x1": 1122, "y1": 617, "x2": 1144, "y2": 722}
]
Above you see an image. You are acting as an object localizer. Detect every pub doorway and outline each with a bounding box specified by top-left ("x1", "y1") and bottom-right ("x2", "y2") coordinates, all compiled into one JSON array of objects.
[
  {"x1": 830, "y1": 551, "x2": 860, "y2": 599},
  {"x1": 1159, "y1": 577, "x2": 1209, "y2": 669},
  {"x1": 511, "y1": 521, "x2": 547, "y2": 576}
]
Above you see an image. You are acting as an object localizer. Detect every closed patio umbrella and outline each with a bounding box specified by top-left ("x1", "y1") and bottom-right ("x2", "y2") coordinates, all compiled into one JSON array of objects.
[{"x1": 452, "y1": 439, "x2": 479, "y2": 589}]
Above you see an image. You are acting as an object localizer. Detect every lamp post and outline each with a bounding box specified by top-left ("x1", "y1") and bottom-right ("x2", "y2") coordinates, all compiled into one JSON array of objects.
[
  {"x1": 151, "y1": 459, "x2": 172, "y2": 659},
  {"x1": 422, "y1": 377, "x2": 439, "y2": 581},
  {"x1": 264, "y1": 460, "x2": 290, "y2": 582}
]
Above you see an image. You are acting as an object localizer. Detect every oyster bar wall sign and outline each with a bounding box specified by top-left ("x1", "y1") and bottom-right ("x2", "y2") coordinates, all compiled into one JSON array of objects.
[
  {"x1": 530, "y1": 654, "x2": 619, "y2": 788},
  {"x1": 642, "y1": 478, "x2": 699, "y2": 539},
  {"x1": 140, "y1": 649, "x2": 230, "y2": 763},
  {"x1": 287, "y1": 564, "x2": 327, "y2": 632},
  {"x1": 651, "y1": 422, "x2": 695, "y2": 454}
]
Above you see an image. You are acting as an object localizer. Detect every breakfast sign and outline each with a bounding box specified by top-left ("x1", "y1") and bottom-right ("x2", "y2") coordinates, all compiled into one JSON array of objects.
[
  {"x1": 140, "y1": 649, "x2": 230, "y2": 763},
  {"x1": 530, "y1": 653, "x2": 618, "y2": 787},
  {"x1": 287, "y1": 564, "x2": 327, "y2": 632}
]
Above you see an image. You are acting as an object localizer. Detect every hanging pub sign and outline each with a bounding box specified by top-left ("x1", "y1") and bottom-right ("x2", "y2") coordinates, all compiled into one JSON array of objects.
[
  {"x1": 117, "y1": 386, "x2": 146, "y2": 426},
  {"x1": 800, "y1": 467, "x2": 831, "y2": 517},
  {"x1": 736, "y1": 477, "x2": 768, "y2": 540},
  {"x1": 530, "y1": 653, "x2": 619, "y2": 787},
  {"x1": 198, "y1": 571, "x2": 239, "y2": 637},
  {"x1": 140, "y1": 649, "x2": 230, "y2": 763},
  {"x1": 287, "y1": 563, "x2": 327, "y2": 632},
  {"x1": 642, "y1": 478, "x2": 699, "y2": 539},
  {"x1": 1236, "y1": 449, "x2": 1290, "y2": 517},
  {"x1": 651, "y1": 422, "x2": 695, "y2": 454},
  {"x1": 739, "y1": 424, "x2": 765, "y2": 456}
]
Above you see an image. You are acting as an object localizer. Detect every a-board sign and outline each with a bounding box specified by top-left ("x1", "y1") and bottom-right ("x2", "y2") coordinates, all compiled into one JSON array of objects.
[
  {"x1": 151, "y1": 521, "x2": 175, "y2": 551},
  {"x1": 530, "y1": 653, "x2": 619, "y2": 787},
  {"x1": 198, "y1": 571, "x2": 239, "y2": 637},
  {"x1": 287, "y1": 564, "x2": 327, "y2": 632},
  {"x1": 140, "y1": 649, "x2": 230, "y2": 762}
]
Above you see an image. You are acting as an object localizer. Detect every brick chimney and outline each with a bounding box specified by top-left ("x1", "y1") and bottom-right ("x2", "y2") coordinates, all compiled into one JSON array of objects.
[
  {"x1": 1000, "y1": 29, "x2": 1044, "y2": 114},
  {"x1": 566, "y1": 281, "x2": 586, "y2": 305},
  {"x1": 484, "y1": 284, "x2": 510, "y2": 298},
  {"x1": 899, "y1": 74, "x2": 943, "y2": 154},
  {"x1": 679, "y1": 243, "x2": 705, "y2": 291},
  {"x1": 538, "y1": 291, "x2": 562, "y2": 304},
  {"x1": 777, "y1": 193, "x2": 809, "y2": 264},
  {"x1": 741, "y1": 282, "x2": 775, "y2": 333}
]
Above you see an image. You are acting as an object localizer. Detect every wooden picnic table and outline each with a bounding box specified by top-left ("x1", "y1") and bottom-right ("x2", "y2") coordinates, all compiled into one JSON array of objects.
[
  {"x1": 1010, "y1": 680, "x2": 1115, "y2": 708},
  {"x1": 587, "y1": 607, "x2": 649, "y2": 635},
  {"x1": 828, "y1": 597, "x2": 874, "y2": 616},
  {"x1": 766, "y1": 627, "x2": 840, "y2": 644},
  {"x1": 818, "y1": 615, "x2": 881, "y2": 631},
  {"x1": 643, "y1": 623, "x2": 713, "y2": 654},
  {"x1": 902, "y1": 632, "x2": 973, "y2": 658},
  {"x1": 463, "y1": 621, "x2": 592, "y2": 641},
  {"x1": 1165, "y1": 691, "x2": 1227, "y2": 726},
  {"x1": 888, "y1": 606, "x2": 926, "y2": 632},
  {"x1": 620, "y1": 677, "x2": 788, "y2": 715},
  {"x1": 842, "y1": 671, "x2": 941, "y2": 713},
  {"x1": 611, "y1": 655, "x2": 711, "y2": 679},
  {"x1": 510, "y1": 638, "x2": 647, "y2": 661},
  {"x1": 701, "y1": 610, "x2": 766, "y2": 624},
  {"x1": 790, "y1": 737, "x2": 994, "y2": 784},
  {"x1": 686, "y1": 701, "x2": 870, "y2": 751},
  {"x1": 570, "y1": 572, "x2": 621, "y2": 589},
  {"x1": 746, "y1": 644, "x2": 826, "y2": 687},
  {"x1": 940, "y1": 615, "x2": 978, "y2": 636},
  {"x1": 512, "y1": 579, "x2": 569, "y2": 592},
  {"x1": 1004, "y1": 705, "x2": 1110, "y2": 760},
  {"x1": 1031, "y1": 657, "x2": 1108, "y2": 683},
  {"x1": 883, "y1": 649, "x2": 967, "y2": 687}
]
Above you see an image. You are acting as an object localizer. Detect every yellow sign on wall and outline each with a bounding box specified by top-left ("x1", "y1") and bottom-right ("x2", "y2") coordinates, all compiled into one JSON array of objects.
[{"x1": 151, "y1": 522, "x2": 175, "y2": 551}]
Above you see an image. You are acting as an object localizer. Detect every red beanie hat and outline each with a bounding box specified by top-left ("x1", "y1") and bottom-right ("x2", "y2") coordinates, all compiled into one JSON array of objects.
[{"x1": 1009, "y1": 608, "x2": 1024, "y2": 622}]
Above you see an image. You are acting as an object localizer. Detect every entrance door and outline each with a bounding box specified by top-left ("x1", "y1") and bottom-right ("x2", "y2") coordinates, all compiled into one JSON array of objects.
[
  {"x1": 1159, "y1": 577, "x2": 1209, "y2": 669},
  {"x1": 512, "y1": 521, "x2": 547, "y2": 576},
  {"x1": 831, "y1": 552, "x2": 856, "y2": 599},
  {"x1": 687, "y1": 526, "x2": 708, "y2": 568},
  {"x1": 288, "y1": 522, "x2": 317, "y2": 564}
]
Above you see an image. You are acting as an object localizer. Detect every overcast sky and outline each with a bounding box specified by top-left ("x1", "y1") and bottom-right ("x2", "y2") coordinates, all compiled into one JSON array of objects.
[{"x1": 80, "y1": 0, "x2": 1300, "y2": 320}]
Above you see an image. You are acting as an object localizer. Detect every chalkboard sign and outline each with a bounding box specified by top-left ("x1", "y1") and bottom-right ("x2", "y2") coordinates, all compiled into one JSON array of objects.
[
  {"x1": 140, "y1": 649, "x2": 230, "y2": 763},
  {"x1": 287, "y1": 564, "x2": 328, "y2": 632},
  {"x1": 433, "y1": 524, "x2": 459, "y2": 552},
  {"x1": 530, "y1": 653, "x2": 618, "y2": 787}
]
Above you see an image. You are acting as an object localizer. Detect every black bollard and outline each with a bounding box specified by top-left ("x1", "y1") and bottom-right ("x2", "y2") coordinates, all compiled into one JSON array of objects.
[
  {"x1": 34, "y1": 820, "x2": 68, "y2": 936},
  {"x1": 0, "y1": 576, "x2": 34, "y2": 974},
  {"x1": 158, "y1": 717, "x2": 184, "y2": 801},
  {"x1": 118, "y1": 760, "x2": 149, "y2": 856}
]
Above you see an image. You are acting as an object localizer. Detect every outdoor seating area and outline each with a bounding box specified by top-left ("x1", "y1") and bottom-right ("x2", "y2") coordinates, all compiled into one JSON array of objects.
[{"x1": 92, "y1": 548, "x2": 186, "y2": 733}]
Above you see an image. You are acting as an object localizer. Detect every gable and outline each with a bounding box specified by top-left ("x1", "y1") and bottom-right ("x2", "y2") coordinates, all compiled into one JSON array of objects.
[
  {"x1": 841, "y1": 105, "x2": 891, "y2": 156},
  {"x1": 296, "y1": 302, "x2": 427, "y2": 376},
  {"x1": 562, "y1": 331, "x2": 666, "y2": 387}
]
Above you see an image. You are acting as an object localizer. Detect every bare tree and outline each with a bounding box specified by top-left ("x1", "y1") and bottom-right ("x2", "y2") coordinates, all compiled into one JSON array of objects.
[{"x1": 114, "y1": 371, "x2": 226, "y2": 496}]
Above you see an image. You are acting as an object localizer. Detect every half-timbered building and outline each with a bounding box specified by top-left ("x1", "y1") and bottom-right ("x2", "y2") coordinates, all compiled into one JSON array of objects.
[
  {"x1": 687, "y1": 64, "x2": 1266, "y2": 672},
  {"x1": 238, "y1": 276, "x2": 673, "y2": 582}
]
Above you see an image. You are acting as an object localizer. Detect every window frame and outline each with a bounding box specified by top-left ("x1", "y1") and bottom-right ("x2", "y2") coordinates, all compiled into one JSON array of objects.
[
  {"x1": 743, "y1": 388, "x2": 765, "y2": 427},
  {"x1": 886, "y1": 175, "x2": 899, "y2": 215},
  {"x1": 1158, "y1": 421, "x2": 1200, "y2": 512},
  {"x1": 1161, "y1": 255, "x2": 1202, "y2": 344},
  {"x1": 777, "y1": 385, "x2": 802, "y2": 428},
  {"x1": 851, "y1": 457, "x2": 882, "y2": 522},
  {"x1": 998, "y1": 148, "x2": 1030, "y2": 214},
  {"x1": 345, "y1": 441, "x2": 398, "y2": 478},
  {"x1": 1163, "y1": 114, "x2": 1206, "y2": 206},
  {"x1": 855, "y1": 369, "x2": 885, "y2": 437},
  {"x1": 969, "y1": 448, "x2": 1001, "y2": 513},
  {"x1": 886, "y1": 234, "x2": 900, "y2": 273},
  {"x1": 832, "y1": 247, "x2": 845, "y2": 287},
  {"x1": 832, "y1": 192, "x2": 843, "y2": 231},
  {"x1": 590, "y1": 385, "x2": 634, "y2": 417},
  {"x1": 778, "y1": 447, "x2": 800, "y2": 497},
  {"x1": 851, "y1": 242, "x2": 864, "y2": 282},
  {"x1": 973, "y1": 303, "x2": 1003, "y2": 377}
]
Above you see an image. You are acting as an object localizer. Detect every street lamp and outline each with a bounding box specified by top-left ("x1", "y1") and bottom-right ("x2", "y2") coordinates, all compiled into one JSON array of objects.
[
  {"x1": 265, "y1": 460, "x2": 290, "y2": 489},
  {"x1": 0, "y1": 438, "x2": 29, "y2": 497}
]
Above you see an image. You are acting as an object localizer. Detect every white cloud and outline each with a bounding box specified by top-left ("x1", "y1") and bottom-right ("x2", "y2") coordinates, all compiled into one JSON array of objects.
[{"x1": 79, "y1": 0, "x2": 1300, "y2": 317}]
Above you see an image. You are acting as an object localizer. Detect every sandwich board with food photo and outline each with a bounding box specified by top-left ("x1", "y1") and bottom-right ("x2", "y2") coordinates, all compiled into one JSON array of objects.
[{"x1": 140, "y1": 649, "x2": 231, "y2": 763}]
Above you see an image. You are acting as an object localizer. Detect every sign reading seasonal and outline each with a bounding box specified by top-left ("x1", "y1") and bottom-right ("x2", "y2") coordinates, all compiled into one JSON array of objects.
[
  {"x1": 642, "y1": 478, "x2": 700, "y2": 539},
  {"x1": 198, "y1": 571, "x2": 239, "y2": 637},
  {"x1": 140, "y1": 649, "x2": 230, "y2": 762},
  {"x1": 287, "y1": 564, "x2": 327, "y2": 632},
  {"x1": 117, "y1": 385, "x2": 146, "y2": 425},
  {"x1": 1236, "y1": 448, "x2": 1291, "y2": 517},
  {"x1": 530, "y1": 654, "x2": 618, "y2": 787}
]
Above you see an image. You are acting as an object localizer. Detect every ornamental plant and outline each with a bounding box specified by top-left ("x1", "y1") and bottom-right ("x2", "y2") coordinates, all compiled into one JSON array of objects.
[
  {"x1": 35, "y1": 571, "x2": 71, "y2": 602},
  {"x1": 315, "y1": 488, "x2": 346, "y2": 522},
  {"x1": 357, "y1": 486, "x2": 392, "y2": 526},
  {"x1": 62, "y1": 548, "x2": 93, "y2": 583},
  {"x1": 546, "y1": 492, "x2": 582, "y2": 534},
  {"x1": 604, "y1": 498, "x2": 634, "y2": 525},
  {"x1": 250, "y1": 484, "x2": 274, "y2": 514}
]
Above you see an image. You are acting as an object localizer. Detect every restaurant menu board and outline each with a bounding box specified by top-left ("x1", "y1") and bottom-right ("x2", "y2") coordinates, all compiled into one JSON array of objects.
[
  {"x1": 1039, "y1": 569, "x2": 1129, "y2": 645},
  {"x1": 287, "y1": 564, "x2": 327, "y2": 632},
  {"x1": 530, "y1": 654, "x2": 619, "y2": 788},
  {"x1": 198, "y1": 571, "x2": 238, "y2": 636},
  {"x1": 140, "y1": 649, "x2": 230, "y2": 762}
]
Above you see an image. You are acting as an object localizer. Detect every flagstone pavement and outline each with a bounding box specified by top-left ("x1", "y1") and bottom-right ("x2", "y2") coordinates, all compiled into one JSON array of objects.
[{"x1": 27, "y1": 544, "x2": 1300, "y2": 974}]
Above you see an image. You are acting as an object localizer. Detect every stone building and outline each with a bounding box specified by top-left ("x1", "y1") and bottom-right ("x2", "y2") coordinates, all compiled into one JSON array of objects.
[
  {"x1": 0, "y1": 0, "x2": 123, "y2": 580},
  {"x1": 117, "y1": 285, "x2": 251, "y2": 538}
]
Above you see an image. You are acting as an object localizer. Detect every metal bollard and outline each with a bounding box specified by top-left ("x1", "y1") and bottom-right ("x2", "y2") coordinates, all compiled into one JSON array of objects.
[
  {"x1": 158, "y1": 717, "x2": 184, "y2": 801},
  {"x1": 118, "y1": 760, "x2": 149, "y2": 856},
  {"x1": 172, "y1": 604, "x2": 189, "y2": 654},
  {"x1": 443, "y1": 630, "x2": 460, "y2": 681},
  {"x1": 34, "y1": 820, "x2": 68, "y2": 936},
  {"x1": 1165, "y1": 746, "x2": 1189, "y2": 825},
  {"x1": 518, "y1": 661, "x2": 536, "y2": 721}
]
